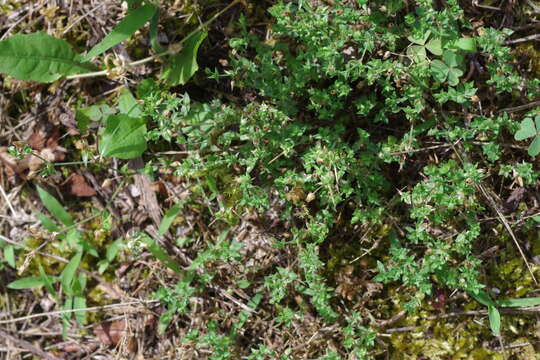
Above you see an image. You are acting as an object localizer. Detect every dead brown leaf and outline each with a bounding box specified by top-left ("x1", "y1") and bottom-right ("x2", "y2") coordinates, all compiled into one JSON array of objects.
[{"x1": 63, "y1": 173, "x2": 97, "y2": 197}]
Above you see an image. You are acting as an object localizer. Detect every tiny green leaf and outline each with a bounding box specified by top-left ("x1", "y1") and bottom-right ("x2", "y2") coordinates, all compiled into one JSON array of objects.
[
  {"x1": 99, "y1": 114, "x2": 147, "y2": 159},
  {"x1": 37, "y1": 186, "x2": 74, "y2": 227},
  {"x1": 37, "y1": 212, "x2": 60, "y2": 232},
  {"x1": 407, "y1": 45, "x2": 427, "y2": 62},
  {"x1": 0, "y1": 32, "x2": 96, "y2": 82},
  {"x1": 76, "y1": 104, "x2": 115, "y2": 132},
  {"x1": 83, "y1": 4, "x2": 157, "y2": 60},
  {"x1": 515, "y1": 118, "x2": 537, "y2": 140},
  {"x1": 162, "y1": 31, "x2": 208, "y2": 85}
]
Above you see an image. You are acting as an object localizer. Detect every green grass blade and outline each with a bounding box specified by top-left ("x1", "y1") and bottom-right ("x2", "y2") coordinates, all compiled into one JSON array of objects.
[
  {"x1": 83, "y1": 4, "x2": 157, "y2": 60},
  {"x1": 36, "y1": 186, "x2": 74, "y2": 227},
  {"x1": 159, "y1": 203, "x2": 184, "y2": 236},
  {"x1": 61, "y1": 251, "x2": 83, "y2": 295},
  {"x1": 496, "y1": 297, "x2": 540, "y2": 307},
  {"x1": 140, "y1": 234, "x2": 182, "y2": 273}
]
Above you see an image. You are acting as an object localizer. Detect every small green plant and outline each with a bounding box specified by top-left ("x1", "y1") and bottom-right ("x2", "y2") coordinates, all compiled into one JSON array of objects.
[
  {"x1": 0, "y1": 1, "x2": 238, "y2": 84},
  {"x1": 514, "y1": 111, "x2": 540, "y2": 156}
]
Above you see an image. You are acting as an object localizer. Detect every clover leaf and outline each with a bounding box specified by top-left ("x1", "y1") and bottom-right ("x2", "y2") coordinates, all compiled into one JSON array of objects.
[
  {"x1": 515, "y1": 115, "x2": 540, "y2": 156},
  {"x1": 430, "y1": 50, "x2": 464, "y2": 86}
]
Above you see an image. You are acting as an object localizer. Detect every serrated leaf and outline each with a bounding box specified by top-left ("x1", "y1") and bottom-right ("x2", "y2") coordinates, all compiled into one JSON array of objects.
[
  {"x1": 515, "y1": 118, "x2": 536, "y2": 140},
  {"x1": 37, "y1": 186, "x2": 74, "y2": 227},
  {"x1": 426, "y1": 38, "x2": 443, "y2": 56},
  {"x1": 488, "y1": 305, "x2": 501, "y2": 336},
  {"x1": 162, "y1": 31, "x2": 207, "y2": 85},
  {"x1": 0, "y1": 32, "x2": 96, "y2": 82},
  {"x1": 159, "y1": 203, "x2": 183, "y2": 236},
  {"x1": 455, "y1": 37, "x2": 477, "y2": 52},
  {"x1": 8, "y1": 275, "x2": 57, "y2": 289},
  {"x1": 99, "y1": 114, "x2": 147, "y2": 159},
  {"x1": 83, "y1": 4, "x2": 157, "y2": 60},
  {"x1": 497, "y1": 297, "x2": 540, "y2": 307},
  {"x1": 528, "y1": 135, "x2": 540, "y2": 156},
  {"x1": 61, "y1": 251, "x2": 83, "y2": 295}
]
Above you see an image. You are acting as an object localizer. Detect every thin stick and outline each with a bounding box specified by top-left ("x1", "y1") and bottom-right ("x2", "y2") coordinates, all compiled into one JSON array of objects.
[
  {"x1": 498, "y1": 100, "x2": 540, "y2": 113},
  {"x1": 503, "y1": 33, "x2": 540, "y2": 45},
  {"x1": 0, "y1": 300, "x2": 159, "y2": 325}
]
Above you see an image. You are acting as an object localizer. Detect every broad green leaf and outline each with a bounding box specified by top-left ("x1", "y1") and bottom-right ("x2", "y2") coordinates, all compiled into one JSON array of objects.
[
  {"x1": 426, "y1": 38, "x2": 443, "y2": 56},
  {"x1": 3, "y1": 245, "x2": 15, "y2": 268},
  {"x1": 99, "y1": 114, "x2": 147, "y2": 159},
  {"x1": 407, "y1": 30, "x2": 431, "y2": 45},
  {"x1": 118, "y1": 88, "x2": 142, "y2": 117},
  {"x1": 76, "y1": 104, "x2": 115, "y2": 132},
  {"x1": 515, "y1": 118, "x2": 536, "y2": 140},
  {"x1": 535, "y1": 115, "x2": 540, "y2": 131},
  {"x1": 36, "y1": 212, "x2": 60, "y2": 232},
  {"x1": 447, "y1": 67, "x2": 464, "y2": 87},
  {"x1": 83, "y1": 4, "x2": 157, "y2": 60},
  {"x1": 455, "y1": 37, "x2": 477, "y2": 52},
  {"x1": 497, "y1": 297, "x2": 540, "y2": 307},
  {"x1": 37, "y1": 186, "x2": 74, "y2": 227},
  {"x1": 0, "y1": 32, "x2": 96, "y2": 82},
  {"x1": 430, "y1": 60, "x2": 449, "y2": 82},
  {"x1": 140, "y1": 234, "x2": 182, "y2": 273},
  {"x1": 159, "y1": 203, "x2": 184, "y2": 236},
  {"x1": 61, "y1": 251, "x2": 83, "y2": 295},
  {"x1": 162, "y1": 31, "x2": 208, "y2": 85},
  {"x1": 8, "y1": 275, "x2": 56, "y2": 289},
  {"x1": 488, "y1": 305, "x2": 501, "y2": 336},
  {"x1": 533, "y1": 215, "x2": 540, "y2": 223},
  {"x1": 528, "y1": 136, "x2": 540, "y2": 157}
]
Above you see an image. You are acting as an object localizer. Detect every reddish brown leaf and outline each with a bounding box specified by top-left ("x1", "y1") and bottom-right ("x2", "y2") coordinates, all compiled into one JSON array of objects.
[
  {"x1": 63, "y1": 174, "x2": 96, "y2": 197},
  {"x1": 94, "y1": 319, "x2": 126, "y2": 346}
]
